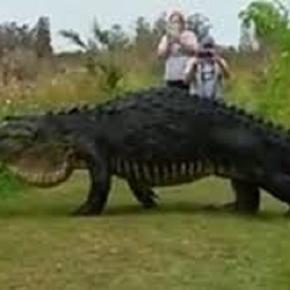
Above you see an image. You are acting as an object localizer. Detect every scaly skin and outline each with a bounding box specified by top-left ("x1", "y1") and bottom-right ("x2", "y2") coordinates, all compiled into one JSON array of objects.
[{"x1": 0, "y1": 86, "x2": 290, "y2": 216}]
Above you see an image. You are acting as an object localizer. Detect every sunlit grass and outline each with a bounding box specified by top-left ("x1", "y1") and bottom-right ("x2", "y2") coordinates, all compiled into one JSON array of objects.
[{"x1": 0, "y1": 174, "x2": 289, "y2": 290}]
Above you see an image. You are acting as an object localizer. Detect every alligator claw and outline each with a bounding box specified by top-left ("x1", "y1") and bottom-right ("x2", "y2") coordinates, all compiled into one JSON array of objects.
[
  {"x1": 152, "y1": 192, "x2": 160, "y2": 201},
  {"x1": 140, "y1": 191, "x2": 159, "y2": 209},
  {"x1": 141, "y1": 194, "x2": 159, "y2": 209}
]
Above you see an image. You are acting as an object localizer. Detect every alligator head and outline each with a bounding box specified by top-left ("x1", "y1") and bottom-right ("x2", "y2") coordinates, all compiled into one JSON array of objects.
[{"x1": 0, "y1": 115, "x2": 74, "y2": 187}]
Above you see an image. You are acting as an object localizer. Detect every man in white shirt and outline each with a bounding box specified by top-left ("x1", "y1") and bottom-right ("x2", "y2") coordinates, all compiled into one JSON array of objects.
[{"x1": 184, "y1": 38, "x2": 231, "y2": 99}]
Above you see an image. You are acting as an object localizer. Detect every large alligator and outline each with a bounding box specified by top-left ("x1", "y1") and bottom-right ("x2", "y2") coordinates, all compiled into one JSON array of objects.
[{"x1": 0, "y1": 86, "x2": 290, "y2": 216}]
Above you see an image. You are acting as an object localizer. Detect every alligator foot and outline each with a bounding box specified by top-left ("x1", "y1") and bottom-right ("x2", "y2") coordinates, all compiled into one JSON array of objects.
[
  {"x1": 142, "y1": 199, "x2": 158, "y2": 209},
  {"x1": 222, "y1": 201, "x2": 258, "y2": 215},
  {"x1": 202, "y1": 202, "x2": 257, "y2": 215},
  {"x1": 142, "y1": 192, "x2": 159, "y2": 209},
  {"x1": 127, "y1": 180, "x2": 159, "y2": 209},
  {"x1": 72, "y1": 203, "x2": 103, "y2": 216}
]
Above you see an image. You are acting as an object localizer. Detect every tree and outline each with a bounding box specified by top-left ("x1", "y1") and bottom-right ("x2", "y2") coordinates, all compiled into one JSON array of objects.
[
  {"x1": 187, "y1": 13, "x2": 212, "y2": 43},
  {"x1": 59, "y1": 20, "x2": 127, "y2": 93},
  {"x1": 239, "y1": 19, "x2": 260, "y2": 52},
  {"x1": 107, "y1": 24, "x2": 129, "y2": 51},
  {"x1": 0, "y1": 21, "x2": 39, "y2": 84},
  {"x1": 60, "y1": 19, "x2": 129, "y2": 53},
  {"x1": 152, "y1": 13, "x2": 167, "y2": 40},
  {"x1": 33, "y1": 16, "x2": 53, "y2": 58},
  {"x1": 0, "y1": 22, "x2": 34, "y2": 54},
  {"x1": 239, "y1": 0, "x2": 289, "y2": 49},
  {"x1": 238, "y1": 1, "x2": 290, "y2": 122},
  {"x1": 135, "y1": 17, "x2": 153, "y2": 45}
]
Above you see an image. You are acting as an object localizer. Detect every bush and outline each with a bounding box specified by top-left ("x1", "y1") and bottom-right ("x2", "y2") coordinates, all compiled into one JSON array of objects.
[{"x1": 0, "y1": 165, "x2": 26, "y2": 199}]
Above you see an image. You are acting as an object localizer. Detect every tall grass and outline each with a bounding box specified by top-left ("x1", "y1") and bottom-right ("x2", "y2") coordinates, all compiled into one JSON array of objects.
[
  {"x1": 227, "y1": 0, "x2": 290, "y2": 126},
  {"x1": 225, "y1": 45, "x2": 290, "y2": 128},
  {"x1": 0, "y1": 42, "x2": 163, "y2": 197}
]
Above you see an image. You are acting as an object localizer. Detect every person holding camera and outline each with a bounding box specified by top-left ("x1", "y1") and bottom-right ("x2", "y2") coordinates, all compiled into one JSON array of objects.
[
  {"x1": 184, "y1": 37, "x2": 231, "y2": 99},
  {"x1": 157, "y1": 10, "x2": 198, "y2": 90}
]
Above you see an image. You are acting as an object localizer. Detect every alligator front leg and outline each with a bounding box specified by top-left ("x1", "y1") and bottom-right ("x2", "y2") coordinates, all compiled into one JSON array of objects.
[
  {"x1": 229, "y1": 179, "x2": 260, "y2": 214},
  {"x1": 127, "y1": 179, "x2": 159, "y2": 209},
  {"x1": 73, "y1": 144, "x2": 111, "y2": 216}
]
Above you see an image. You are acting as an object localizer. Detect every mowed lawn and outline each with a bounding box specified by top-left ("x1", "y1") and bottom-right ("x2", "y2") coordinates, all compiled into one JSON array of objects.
[{"x1": 0, "y1": 172, "x2": 290, "y2": 290}]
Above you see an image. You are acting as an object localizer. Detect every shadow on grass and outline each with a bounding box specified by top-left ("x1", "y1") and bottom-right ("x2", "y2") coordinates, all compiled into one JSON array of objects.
[
  {"x1": 0, "y1": 202, "x2": 74, "y2": 219},
  {"x1": 0, "y1": 200, "x2": 287, "y2": 221},
  {"x1": 106, "y1": 202, "x2": 288, "y2": 221}
]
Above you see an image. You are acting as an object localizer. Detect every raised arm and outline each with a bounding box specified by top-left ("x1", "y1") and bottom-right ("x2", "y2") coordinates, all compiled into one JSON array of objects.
[
  {"x1": 157, "y1": 35, "x2": 171, "y2": 58},
  {"x1": 216, "y1": 56, "x2": 231, "y2": 79},
  {"x1": 183, "y1": 57, "x2": 197, "y2": 84}
]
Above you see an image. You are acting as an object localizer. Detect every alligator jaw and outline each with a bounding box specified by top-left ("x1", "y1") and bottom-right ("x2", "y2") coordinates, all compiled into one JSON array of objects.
[{"x1": 8, "y1": 160, "x2": 73, "y2": 188}]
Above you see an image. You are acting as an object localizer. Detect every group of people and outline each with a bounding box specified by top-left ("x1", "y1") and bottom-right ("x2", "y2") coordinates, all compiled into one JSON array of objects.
[{"x1": 157, "y1": 10, "x2": 230, "y2": 99}]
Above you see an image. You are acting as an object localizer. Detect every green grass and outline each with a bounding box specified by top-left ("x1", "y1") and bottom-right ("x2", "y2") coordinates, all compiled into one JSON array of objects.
[{"x1": 0, "y1": 173, "x2": 289, "y2": 290}]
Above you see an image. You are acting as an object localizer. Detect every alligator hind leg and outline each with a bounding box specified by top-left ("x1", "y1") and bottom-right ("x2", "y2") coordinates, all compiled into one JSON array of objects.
[
  {"x1": 127, "y1": 180, "x2": 159, "y2": 209},
  {"x1": 229, "y1": 179, "x2": 260, "y2": 214}
]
